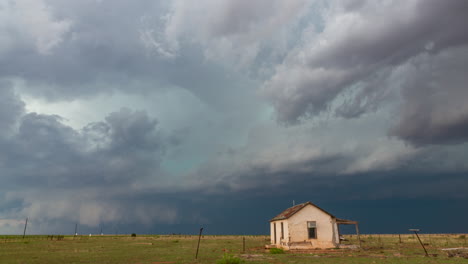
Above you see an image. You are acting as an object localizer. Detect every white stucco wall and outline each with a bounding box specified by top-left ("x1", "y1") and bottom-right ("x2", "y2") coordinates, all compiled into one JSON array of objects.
[
  {"x1": 281, "y1": 221, "x2": 289, "y2": 246},
  {"x1": 288, "y1": 204, "x2": 339, "y2": 248},
  {"x1": 270, "y1": 204, "x2": 340, "y2": 249},
  {"x1": 270, "y1": 222, "x2": 275, "y2": 244},
  {"x1": 270, "y1": 220, "x2": 289, "y2": 246}
]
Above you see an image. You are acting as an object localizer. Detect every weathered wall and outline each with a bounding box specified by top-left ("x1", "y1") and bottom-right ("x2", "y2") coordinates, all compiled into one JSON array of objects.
[
  {"x1": 287, "y1": 205, "x2": 339, "y2": 249},
  {"x1": 270, "y1": 220, "x2": 289, "y2": 246},
  {"x1": 270, "y1": 222, "x2": 275, "y2": 244},
  {"x1": 281, "y1": 220, "x2": 289, "y2": 246}
]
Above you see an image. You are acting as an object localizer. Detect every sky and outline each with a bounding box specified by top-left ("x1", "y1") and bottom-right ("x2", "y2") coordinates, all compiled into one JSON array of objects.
[{"x1": 1, "y1": 0, "x2": 467, "y2": 235}]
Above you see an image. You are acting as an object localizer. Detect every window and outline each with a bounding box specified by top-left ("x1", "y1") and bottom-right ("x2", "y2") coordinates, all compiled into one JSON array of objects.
[
  {"x1": 307, "y1": 221, "x2": 317, "y2": 239},
  {"x1": 280, "y1": 222, "x2": 284, "y2": 239}
]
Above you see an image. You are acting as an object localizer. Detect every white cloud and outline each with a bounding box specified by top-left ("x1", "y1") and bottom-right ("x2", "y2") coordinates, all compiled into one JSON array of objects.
[
  {"x1": 163, "y1": 0, "x2": 310, "y2": 68},
  {"x1": 0, "y1": 0, "x2": 72, "y2": 55},
  {"x1": 139, "y1": 15, "x2": 178, "y2": 59}
]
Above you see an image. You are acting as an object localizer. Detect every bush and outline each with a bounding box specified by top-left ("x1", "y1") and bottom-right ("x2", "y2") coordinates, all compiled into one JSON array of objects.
[
  {"x1": 216, "y1": 253, "x2": 243, "y2": 264},
  {"x1": 459, "y1": 235, "x2": 466, "y2": 239},
  {"x1": 269, "y1": 248, "x2": 284, "y2": 254},
  {"x1": 131, "y1": 233, "x2": 136, "y2": 237}
]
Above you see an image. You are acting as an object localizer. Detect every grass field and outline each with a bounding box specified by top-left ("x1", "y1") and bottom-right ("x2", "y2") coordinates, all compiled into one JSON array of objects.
[{"x1": 0, "y1": 234, "x2": 467, "y2": 263}]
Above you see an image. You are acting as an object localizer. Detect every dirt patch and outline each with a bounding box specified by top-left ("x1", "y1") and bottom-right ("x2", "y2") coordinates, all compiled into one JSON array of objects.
[
  {"x1": 442, "y1": 248, "x2": 468, "y2": 258},
  {"x1": 240, "y1": 254, "x2": 273, "y2": 261},
  {"x1": 241, "y1": 254, "x2": 264, "y2": 259},
  {"x1": 288, "y1": 249, "x2": 346, "y2": 254}
]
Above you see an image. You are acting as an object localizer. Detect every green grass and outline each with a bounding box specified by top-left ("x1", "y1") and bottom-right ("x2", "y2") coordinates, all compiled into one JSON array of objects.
[
  {"x1": 0, "y1": 234, "x2": 466, "y2": 263},
  {"x1": 216, "y1": 253, "x2": 244, "y2": 264},
  {"x1": 269, "y1": 248, "x2": 284, "y2": 254}
]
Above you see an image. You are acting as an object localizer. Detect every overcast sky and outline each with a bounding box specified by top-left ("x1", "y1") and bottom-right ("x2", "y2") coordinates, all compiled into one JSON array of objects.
[{"x1": 1, "y1": 0, "x2": 467, "y2": 235}]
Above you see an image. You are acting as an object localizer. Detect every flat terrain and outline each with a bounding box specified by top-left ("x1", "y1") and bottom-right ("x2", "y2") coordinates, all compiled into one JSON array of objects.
[{"x1": 0, "y1": 234, "x2": 467, "y2": 263}]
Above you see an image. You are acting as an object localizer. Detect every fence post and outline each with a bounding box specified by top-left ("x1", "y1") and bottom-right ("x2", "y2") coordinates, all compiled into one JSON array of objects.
[
  {"x1": 409, "y1": 229, "x2": 428, "y2": 257},
  {"x1": 195, "y1": 228, "x2": 204, "y2": 260},
  {"x1": 243, "y1": 237, "x2": 245, "y2": 253},
  {"x1": 74, "y1": 223, "x2": 78, "y2": 239},
  {"x1": 22, "y1": 218, "x2": 28, "y2": 239}
]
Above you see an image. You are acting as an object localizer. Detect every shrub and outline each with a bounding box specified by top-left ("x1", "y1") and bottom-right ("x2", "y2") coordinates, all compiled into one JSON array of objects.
[
  {"x1": 459, "y1": 235, "x2": 466, "y2": 239},
  {"x1": 269, "y1": 248, "x2": 284, "y2": 254},
  {"x1": 131, "y1": 233, "x2": 136, "y2": 237},
  {"x1": 216, "y1": 253, "x2": 243, "y2": 264}
]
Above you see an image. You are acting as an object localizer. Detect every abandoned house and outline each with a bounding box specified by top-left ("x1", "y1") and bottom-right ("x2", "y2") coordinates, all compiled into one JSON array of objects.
[{"x1": 269, "y1": 201, "x2": 360, "y2": 249}]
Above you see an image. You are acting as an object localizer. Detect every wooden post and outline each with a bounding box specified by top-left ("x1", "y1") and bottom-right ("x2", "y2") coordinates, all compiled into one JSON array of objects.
[
  {"x1": 399, "y1": 234, "x2": 402, "y2": 243},
  {"x1": 414, "y1": 232, "x2": 428, "y2": 256},
  {"x1": 22, "y1": 218, "x2": 28, "y2": 239},
  {"x1": 355, "y1": 223, "x2": 362, "y2": 248},
  {"x1": 410, "y1": 229, "x2": 428, "y2": 257},
  {"x1": 195, "y1": 227, "x2": 204, "y2": 259},
  {"x1": 243, "y1": 237, "x2": 245, "y2": 253}
]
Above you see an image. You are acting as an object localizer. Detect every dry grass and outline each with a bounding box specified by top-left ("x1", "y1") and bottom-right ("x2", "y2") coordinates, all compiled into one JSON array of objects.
[{"x1": 0, "y1": 233, "x2": 466, "y2": 263}]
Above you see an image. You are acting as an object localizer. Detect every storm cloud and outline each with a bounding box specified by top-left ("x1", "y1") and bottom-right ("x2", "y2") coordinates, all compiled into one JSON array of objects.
[
  {"x1": 0, "y1": 0, "x2": 467, "y2": 234},
  {"x1": 0, "y1": 88, "x2": 175, "y2": 230},
  {"x1": 261, "y1": 0, "x2": 468, "y2": 145}
]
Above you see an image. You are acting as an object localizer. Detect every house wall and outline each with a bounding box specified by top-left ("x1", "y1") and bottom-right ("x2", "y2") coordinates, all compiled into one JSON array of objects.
[
  {"x1": 287, "y1": 205, "x2": 339, "y2": 249},
  {"x1": 332, "y1": 219, "x2": 340, "y2": 244},
  {"x1": 270, "y1": 222, "x2": 275, "y2": 244},
  {"x1": 270, "y1": 220, "x2": 289, "y2": 247}
]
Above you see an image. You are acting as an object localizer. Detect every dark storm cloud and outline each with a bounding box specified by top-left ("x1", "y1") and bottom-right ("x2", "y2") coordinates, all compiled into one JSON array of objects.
[
  {"x1": 191, "y1": 151, "x2": 350, "y2": 195},
  {"x1": 0, "y1": 82, "x2": 25, "y2": 135},
  {"x1": 262, "y1": 0, "x2": 468, "y2": 146},
  {"x1": 3, "y1": 108, "x2": 164, "y2": 188},
  {"x1": 0, "y1": 0, "x2": 255, "y2": 113},
  {"x1": 389, "y1": 46, "x2": 468, "y2": 145},
  {"x1": 0, "y1": 0, "x2": 165, "y2": 98},
  {"x1": 0, "y1": 0, "x2": 262, "y2": 232},
  {"x1": 0, "y1": 89, "x2": 173, "y2": 228},
  {"x1": 185, "y1": 128, "x2": 468, "y2": 201},
  {"x1": 162, "y1": 143, "x2": 468, "y2": 234}
]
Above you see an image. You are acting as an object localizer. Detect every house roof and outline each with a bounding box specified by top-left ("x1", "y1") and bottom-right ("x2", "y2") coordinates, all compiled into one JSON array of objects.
[{"x1": 270, "y1": 201, "x2": 337, "y2": 222}]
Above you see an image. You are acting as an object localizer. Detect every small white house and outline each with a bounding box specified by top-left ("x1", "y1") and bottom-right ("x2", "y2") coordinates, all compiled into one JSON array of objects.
[{"x1": 269, "y1": 202, "x2": 360, "y2": 249}]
